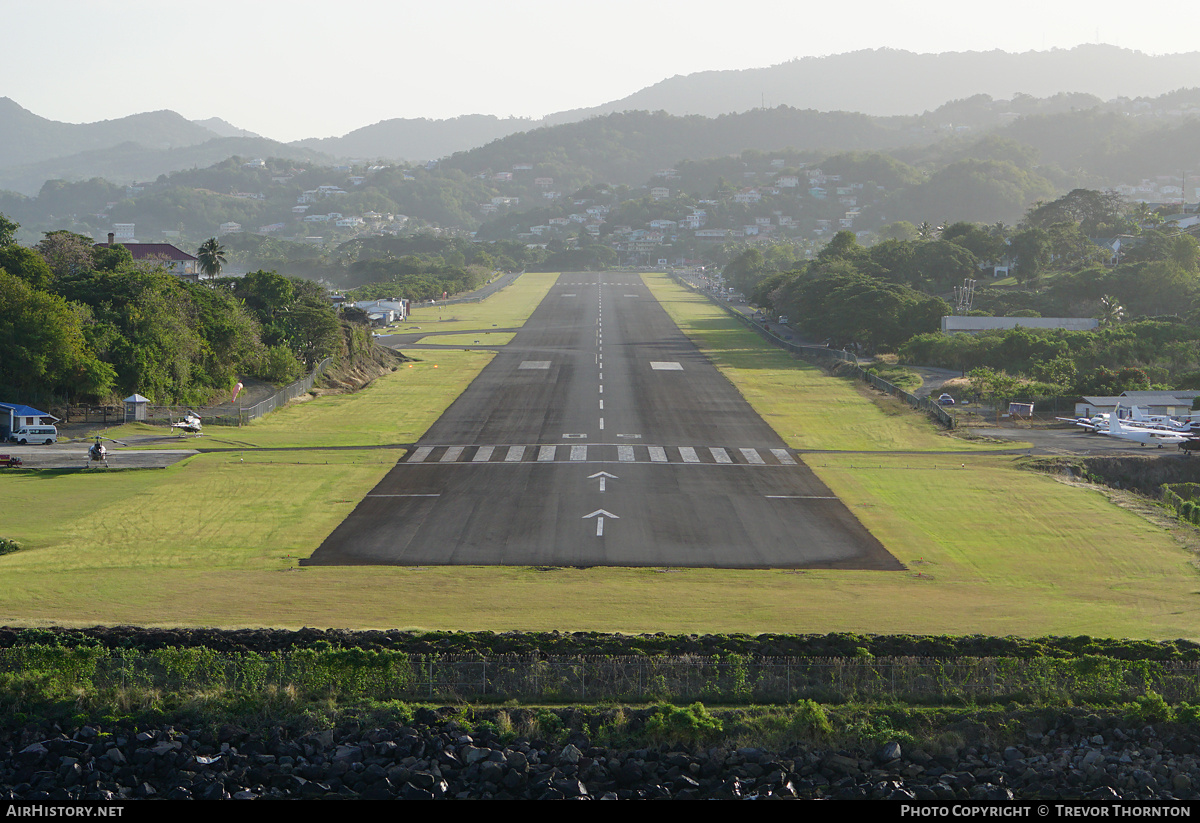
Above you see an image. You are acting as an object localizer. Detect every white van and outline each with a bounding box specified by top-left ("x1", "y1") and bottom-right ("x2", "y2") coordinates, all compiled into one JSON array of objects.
[{"x1": 10, "y1": 426, "x2": 57, "y2": 444}]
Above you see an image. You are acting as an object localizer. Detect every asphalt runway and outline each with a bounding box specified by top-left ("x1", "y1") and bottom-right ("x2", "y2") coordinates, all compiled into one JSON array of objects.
[{"x1": 304, "y1": 273, "x2": 902, "y2": 569}]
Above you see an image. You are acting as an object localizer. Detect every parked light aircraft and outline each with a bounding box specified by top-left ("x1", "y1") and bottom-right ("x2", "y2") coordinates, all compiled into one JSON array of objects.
[
  {"x1": 1058, "y1": 406, "x2": 1200, "y2": 435},
  {"x1": 1101, "y1": 413, "x2": 1190, "y2": 448}
]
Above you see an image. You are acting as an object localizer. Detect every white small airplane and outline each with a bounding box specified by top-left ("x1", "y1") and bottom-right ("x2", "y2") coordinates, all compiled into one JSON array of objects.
[
  {"x1": 1127, "y1": 406, "x2": 1200, "y2": 433},
  {"x1": 1058, "y1": 406, "x2": 1200, "y2": 435},
  {"x1": 170, "y1": 411, "x2": 202, "y2": 435},
  {"x1": 1101, "y1": 412, "x2": 1189, "y2": 448}
]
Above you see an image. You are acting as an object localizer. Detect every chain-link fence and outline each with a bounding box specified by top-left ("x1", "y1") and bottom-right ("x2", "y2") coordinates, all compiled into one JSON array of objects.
[{"x1": 205, "y1": 357, "x2": 334, "y2": 426}]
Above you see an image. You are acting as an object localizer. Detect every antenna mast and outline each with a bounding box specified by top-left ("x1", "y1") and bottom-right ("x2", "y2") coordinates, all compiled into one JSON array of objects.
[{"x1": 954, "y1": 278, "x2": 977, "y2": 314}]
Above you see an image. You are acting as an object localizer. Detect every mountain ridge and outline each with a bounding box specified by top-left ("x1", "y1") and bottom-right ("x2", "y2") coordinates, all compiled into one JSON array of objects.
[{"x1": 6, "y1": 46, "x2": 1200, "y2": 193}]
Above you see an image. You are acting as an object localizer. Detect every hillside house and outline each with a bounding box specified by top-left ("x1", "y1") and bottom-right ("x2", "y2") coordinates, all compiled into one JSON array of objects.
[{"x1": 94, "y1": 235, "x2": 200, "y2": 280}]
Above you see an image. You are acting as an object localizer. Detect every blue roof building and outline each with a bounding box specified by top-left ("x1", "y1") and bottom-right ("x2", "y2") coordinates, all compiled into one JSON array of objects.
[{"x1": 0, "y1": 402, "x2": 60, "y2": 437}]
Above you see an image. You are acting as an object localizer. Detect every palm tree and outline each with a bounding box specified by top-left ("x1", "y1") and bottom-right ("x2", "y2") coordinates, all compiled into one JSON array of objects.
[
  {"x1": 1099, "y1": 295, "x2": 1125, "y2": 327},
  {"x1": 197, "y1": 237, "x2": 227, "y2": 279}
]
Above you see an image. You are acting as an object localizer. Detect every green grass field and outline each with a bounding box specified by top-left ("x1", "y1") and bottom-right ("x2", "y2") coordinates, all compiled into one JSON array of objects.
[
  {"x1": 413, "y1": 332, "x2": 516, "y2": 346},
  {"x1": 1, "y1": 271, "x2": 1199, "y2": 638},
  {"x1": 401, "y1": 273, "x2": 558, "y2": 333}
]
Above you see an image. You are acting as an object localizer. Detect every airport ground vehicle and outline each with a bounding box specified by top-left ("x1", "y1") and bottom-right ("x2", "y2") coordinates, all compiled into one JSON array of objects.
[{"x1": 10, "y1": 426, "x2": 57, "y2": 444}]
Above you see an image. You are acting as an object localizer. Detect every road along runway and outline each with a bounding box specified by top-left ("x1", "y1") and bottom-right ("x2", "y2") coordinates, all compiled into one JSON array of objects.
[{"x1": 303, "y1": 273, "x2": 901, "y2": 569}]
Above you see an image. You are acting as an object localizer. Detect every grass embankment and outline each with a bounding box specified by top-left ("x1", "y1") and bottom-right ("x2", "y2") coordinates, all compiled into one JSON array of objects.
[{"x1": 1, "y1": 271, "x2": 1199, "y2": 638}]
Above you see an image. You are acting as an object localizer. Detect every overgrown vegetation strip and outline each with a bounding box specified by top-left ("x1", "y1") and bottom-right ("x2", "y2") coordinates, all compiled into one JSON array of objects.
[{"x1": 7, "y1": 643, "x2": 1200, "y2": 707}]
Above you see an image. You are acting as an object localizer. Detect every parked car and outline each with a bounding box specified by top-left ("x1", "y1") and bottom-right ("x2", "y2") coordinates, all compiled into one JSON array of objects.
[{"x1": 937, "y1": 393, "x2": 955, "y2": 406}]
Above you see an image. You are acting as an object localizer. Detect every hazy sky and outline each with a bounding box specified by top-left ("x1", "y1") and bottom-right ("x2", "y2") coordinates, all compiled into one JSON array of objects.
[{"x1": 6, "y1": 0, "x2": 1200, "y2": 142}]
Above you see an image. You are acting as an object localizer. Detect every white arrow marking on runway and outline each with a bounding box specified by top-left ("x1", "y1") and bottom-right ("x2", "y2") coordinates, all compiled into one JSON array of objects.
[
  {"x1": 583, "y1": 508, "x2": 620, "y2": 536},
  {"x1": 588, "y1": 471, "x2": 617, "y2": 492}
]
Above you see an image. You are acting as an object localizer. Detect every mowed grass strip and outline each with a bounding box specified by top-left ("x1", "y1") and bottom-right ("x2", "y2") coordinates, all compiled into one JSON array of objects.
[
  {"x1": 0, "y1": 451, "x2": 391, "y2": 574},
  {"x1": 413, "y1": 333, "x2": 516, "y2": 346},
  {"x1": 642, "y1": 274, "x2": 1018, "y2": 453},
  {"x1": 401, "y1": 272, "x2": 559, "y2": 333},
  {"x1": 796, "y1": 453, "x2": 1200, "y2": 638}
]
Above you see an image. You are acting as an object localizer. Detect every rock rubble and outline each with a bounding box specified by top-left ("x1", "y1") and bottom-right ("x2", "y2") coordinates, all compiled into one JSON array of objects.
[{"x1": 4, "y1": 710, "x2": 1200, "y2": 800}]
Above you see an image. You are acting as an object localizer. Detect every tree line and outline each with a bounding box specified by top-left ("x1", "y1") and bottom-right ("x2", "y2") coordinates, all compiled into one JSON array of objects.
[
  {"x1": 734, "y1": 189, "x2": 1200, "y2": 393},
  {"x1": 0, "y1": 215, "x2": 341, "y2": 405}
]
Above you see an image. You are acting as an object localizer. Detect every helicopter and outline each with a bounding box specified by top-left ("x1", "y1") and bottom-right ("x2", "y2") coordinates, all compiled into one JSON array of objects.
[
  {"x1": 170, "y1": 411, "x2": 203, "y2": 435},
  {"x1": 87, "y1": 435, "x2": 128, "y2": 468}
]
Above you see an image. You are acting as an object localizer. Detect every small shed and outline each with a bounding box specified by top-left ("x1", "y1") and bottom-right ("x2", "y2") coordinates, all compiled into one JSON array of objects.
[{"x1": 123, "y1": 394, "x2": 150, "y2": 423}]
